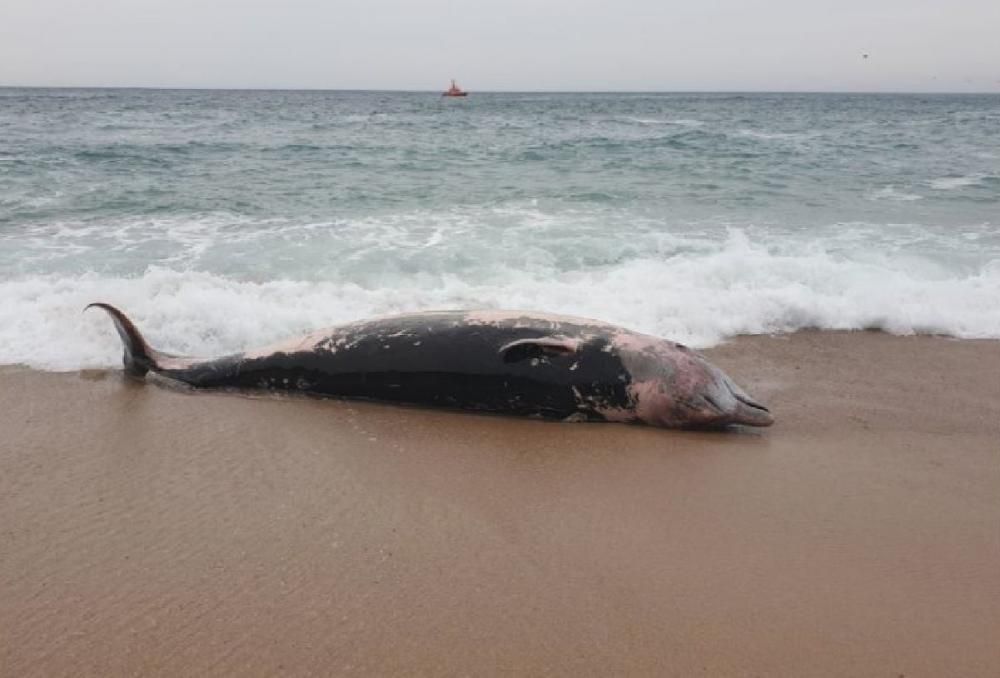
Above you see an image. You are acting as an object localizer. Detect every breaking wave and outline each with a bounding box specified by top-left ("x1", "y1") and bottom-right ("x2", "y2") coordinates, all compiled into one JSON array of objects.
[{"x1": 3, "y1": 229, "x2": 998, "y2": 371}]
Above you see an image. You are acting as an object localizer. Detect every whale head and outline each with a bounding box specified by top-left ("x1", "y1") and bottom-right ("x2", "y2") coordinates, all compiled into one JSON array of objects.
[{"x1": 616, "y1": 335, "x2": 774, "y2": 429}]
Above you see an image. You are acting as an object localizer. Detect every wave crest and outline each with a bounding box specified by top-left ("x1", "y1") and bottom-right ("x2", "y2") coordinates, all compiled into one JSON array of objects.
[{"x1": 3, "y1": 230, "x2": 998, "y2": 371}]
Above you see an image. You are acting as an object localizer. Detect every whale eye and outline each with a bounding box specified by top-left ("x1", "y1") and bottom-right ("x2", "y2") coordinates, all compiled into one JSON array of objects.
[{"x1": 499, "y1": 337, "x2": 579, "y2": 363}]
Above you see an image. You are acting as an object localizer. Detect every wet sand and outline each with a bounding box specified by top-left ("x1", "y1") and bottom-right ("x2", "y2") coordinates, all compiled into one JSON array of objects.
[{"x1": 2, "y1": 331, "x2": 999, "y2": 677}]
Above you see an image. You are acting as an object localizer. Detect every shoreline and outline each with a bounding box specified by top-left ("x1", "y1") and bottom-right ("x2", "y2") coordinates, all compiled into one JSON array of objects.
[{"x1": 2, "y1": 330, "x2": 999, "y2": 676}]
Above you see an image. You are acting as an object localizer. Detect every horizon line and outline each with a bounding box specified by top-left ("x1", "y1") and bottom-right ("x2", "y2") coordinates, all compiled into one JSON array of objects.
[{"x1": 2, "y1": 84, "x2": 999, "y2": 96}]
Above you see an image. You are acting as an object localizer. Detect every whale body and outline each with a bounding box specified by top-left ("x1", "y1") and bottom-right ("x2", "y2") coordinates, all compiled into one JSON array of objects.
[{"x1": 89, "y1": 304, "x2": 773, "y2": 429}]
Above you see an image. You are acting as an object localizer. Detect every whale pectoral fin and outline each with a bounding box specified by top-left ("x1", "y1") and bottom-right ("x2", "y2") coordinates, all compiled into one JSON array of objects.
[{"x1": 499, "y1": 336, "x2": 580, "y2": 363}]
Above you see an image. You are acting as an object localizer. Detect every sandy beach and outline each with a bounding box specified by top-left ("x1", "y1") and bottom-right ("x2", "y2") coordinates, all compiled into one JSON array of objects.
[{"x1": 2, "y1": 330, "x2": 999, "y2": 677}]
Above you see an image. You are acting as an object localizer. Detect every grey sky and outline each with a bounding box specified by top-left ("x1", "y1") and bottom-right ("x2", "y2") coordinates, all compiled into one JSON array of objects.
[{"x1": 2, "y1": 0, "x2": 998, "y2": 91}]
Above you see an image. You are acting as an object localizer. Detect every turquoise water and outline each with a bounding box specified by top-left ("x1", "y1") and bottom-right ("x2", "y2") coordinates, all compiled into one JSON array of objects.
[{"x1": 1, "y1": 89, "x2": 998, "y2": 368}]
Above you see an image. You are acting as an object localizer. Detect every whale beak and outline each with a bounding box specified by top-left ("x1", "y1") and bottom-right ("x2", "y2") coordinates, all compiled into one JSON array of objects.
[
  {"x1": 730, "y1": 392, "x2": 774, "y2": 427},
  {"x1": 712, "y1": 372, "x2": 774, "y2": 427},
  {"x1": 698, "y1": 383, "x2": 773, "y2": 428}
]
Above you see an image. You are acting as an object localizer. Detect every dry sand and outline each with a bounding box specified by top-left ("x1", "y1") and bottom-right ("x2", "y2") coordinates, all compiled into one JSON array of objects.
[{"x1": 1, "y1": 331, "x2": 999, "y2": 677}]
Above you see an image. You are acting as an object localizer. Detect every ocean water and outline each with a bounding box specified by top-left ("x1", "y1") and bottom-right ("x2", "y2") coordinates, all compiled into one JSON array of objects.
[{"x1": 1, "y1": 88, "x2": 999, "y2": 370}]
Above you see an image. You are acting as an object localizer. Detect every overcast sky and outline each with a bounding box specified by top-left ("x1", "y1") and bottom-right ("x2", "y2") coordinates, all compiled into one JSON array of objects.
[{"x1": 2, "y1": 0, "x2": 998, "y2": 92}]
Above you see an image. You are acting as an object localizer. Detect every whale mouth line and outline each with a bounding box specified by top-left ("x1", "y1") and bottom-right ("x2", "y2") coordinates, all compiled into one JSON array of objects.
[
  {"x1": 734, "y1": 392, "x2": 770, "y2": 414},
  {"x1": 700, "y1": 390, "x2": 772, "y2": 427},
  {"x1": 729, "y1": 390, "x2": 774, "y2": 426}
]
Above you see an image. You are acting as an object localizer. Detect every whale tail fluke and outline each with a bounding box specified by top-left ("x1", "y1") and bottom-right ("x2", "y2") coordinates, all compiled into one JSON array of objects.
[{"x1": 86, "y1": 303, "x2": 159, "y2": 377}]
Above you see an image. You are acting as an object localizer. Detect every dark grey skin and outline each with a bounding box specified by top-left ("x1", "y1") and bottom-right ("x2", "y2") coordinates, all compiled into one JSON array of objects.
[{"x1": 88, "y1": 304, "x2": 773, "y2": 429}]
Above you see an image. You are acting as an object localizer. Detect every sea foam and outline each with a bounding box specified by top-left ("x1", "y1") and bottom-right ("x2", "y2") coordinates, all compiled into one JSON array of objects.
[{"x1": 3, "y1": 231, "x2": 998, "y2": 371}]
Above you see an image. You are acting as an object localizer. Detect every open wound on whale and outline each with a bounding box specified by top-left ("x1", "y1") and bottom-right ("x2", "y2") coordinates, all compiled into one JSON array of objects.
[{"x1": 498, "y1": 336, "x2": 581, "y2": 363}]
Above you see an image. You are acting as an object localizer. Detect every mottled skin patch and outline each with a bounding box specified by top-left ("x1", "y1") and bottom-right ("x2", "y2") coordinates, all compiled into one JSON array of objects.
[
  {"x1": 162, "y1": 312, "x2": 632, "y2": 422},
  {"x1": 91, "y1": 306, "x2": 773, "y2": 428}
]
